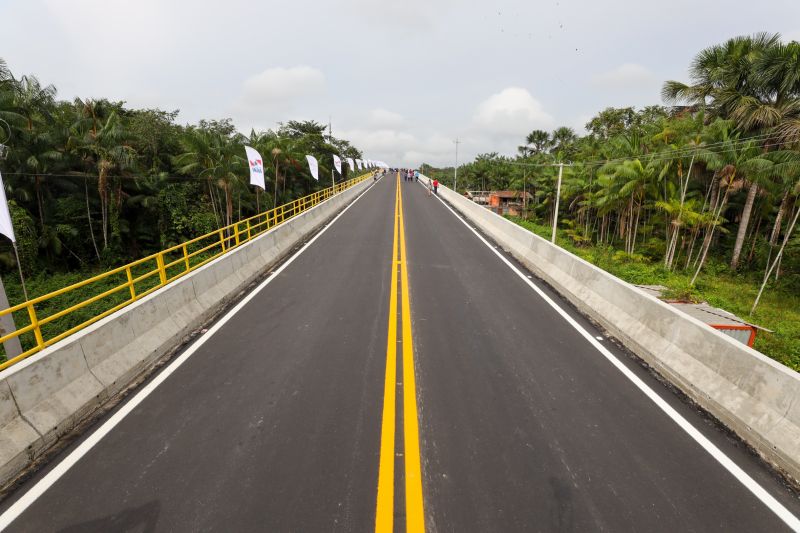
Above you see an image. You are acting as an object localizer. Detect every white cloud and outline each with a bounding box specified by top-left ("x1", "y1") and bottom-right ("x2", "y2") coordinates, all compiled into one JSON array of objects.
[
  {"x1": 368, "y1": 108, "x2": 405, "y2": 128},
  {"x1": 592, "y1": 63, "x2": 657, "y2": 89},
  {"x1": 472, "y1": 87, "x2": 554, "y2": 137},
  {"x1": 239, "y1": 66, "x2": 326, "y2": 108},
  {"x1": 337, "y1": 127, "x2": 456, "y2": 167}
]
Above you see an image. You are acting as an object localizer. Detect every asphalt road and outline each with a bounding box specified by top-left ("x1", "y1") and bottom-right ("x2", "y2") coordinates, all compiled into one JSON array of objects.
[{"x1": 0, "y1": 173, "x2": 798, "y2": 532}]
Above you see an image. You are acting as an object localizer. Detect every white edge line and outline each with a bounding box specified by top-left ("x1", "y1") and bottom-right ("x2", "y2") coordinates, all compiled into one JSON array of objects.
[
  {"x1": 423, "y1": 182, "x2": 800, "y2": 531},
  {"x1": 0, "y1": 179, "x2": 379, "y2": 531}
]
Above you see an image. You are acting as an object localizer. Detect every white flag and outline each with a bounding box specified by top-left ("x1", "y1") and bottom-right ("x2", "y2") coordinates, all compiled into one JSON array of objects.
[
  {"x1": 347, "y1": 158, "x2": 355, "y2": 170},
  {"x1": 306, "y1": 155, "x2": 319, "y2": 180},
  {"x1": 333, "y1": 154, "x2": 342, "y2": 174},
  {"x1": 356, "y1": 159, "x2": 363, "y2": 170},
  {"x1": 0, "y1": 171, "x2": 15, "y2": 243},
  {"x1": 368, "y1": 160, "x2": 373, "y2": 168},
  {"x1": 244, "y1": 146, "x2": 266, "y2": 190}
]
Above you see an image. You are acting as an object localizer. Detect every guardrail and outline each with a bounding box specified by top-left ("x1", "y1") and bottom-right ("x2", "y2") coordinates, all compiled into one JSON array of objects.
[{"x1": 0, "y1": 172, "x2": 373, "y2": 371}]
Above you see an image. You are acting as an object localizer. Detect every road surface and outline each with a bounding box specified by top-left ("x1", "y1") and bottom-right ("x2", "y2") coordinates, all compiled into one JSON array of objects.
[{"x1": 0, "y1": 173, "x2": 798, "y2": 532}]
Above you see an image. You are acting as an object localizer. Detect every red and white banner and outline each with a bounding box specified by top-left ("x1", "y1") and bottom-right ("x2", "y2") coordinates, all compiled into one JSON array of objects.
[
  {"x1": 347, "y1": 157, "x2": 355, "y2": 170},
  {"x1": 244, "y1": 146, "x2": 266, "y2": 189},
  {"x1": 306, "y1": 155, "x2": 319, "y2": 180},
  {"x1": 333, "y1": 154, "x2": 342, "y2": 174}
]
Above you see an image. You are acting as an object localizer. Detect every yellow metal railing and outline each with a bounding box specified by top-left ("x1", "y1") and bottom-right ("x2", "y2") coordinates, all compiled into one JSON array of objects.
[{"x1": 0, "y1": 172, "x2": 374, "y2": 371}]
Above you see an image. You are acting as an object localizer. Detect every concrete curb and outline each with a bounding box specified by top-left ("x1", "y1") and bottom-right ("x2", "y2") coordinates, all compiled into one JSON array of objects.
[
  {"x1": 422, "y1": 176, "x2": 800, "y2": 482},
  {"x1": 0, "y1": 180, "x2": 372, "y2": 489}
]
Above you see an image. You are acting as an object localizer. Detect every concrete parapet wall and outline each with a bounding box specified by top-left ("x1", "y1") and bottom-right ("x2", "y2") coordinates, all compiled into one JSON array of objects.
[
  {"x1": 0, "y1": 179, "x2": 372, "y2": 488},
  {"x1": 421, "y1": 176, "x2": 800, "y2": 482}
]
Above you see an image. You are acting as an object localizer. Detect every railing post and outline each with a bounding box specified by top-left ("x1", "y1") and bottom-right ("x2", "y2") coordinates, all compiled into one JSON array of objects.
[
  {"x1": 26, "y1": 304, "x2": 45, "y2": 351},
  {"x1": 182, "y1": 244, "x2": 190, "y2": 272},
  {"x1": 219, "y1": 229, "x2": 226, "y2": 252},
  {"x1": 156, "y1": 253, "x2": 167, "y2": 285},
  {"x1": 125, "y1": 266, "x2": 137, "y2": 300},
  {"x1": 234, "y1": 222, "x2": 240, "y2": 246},
  {"x1": 246, "y1": 219, "x2": 252, "y2": 241}
]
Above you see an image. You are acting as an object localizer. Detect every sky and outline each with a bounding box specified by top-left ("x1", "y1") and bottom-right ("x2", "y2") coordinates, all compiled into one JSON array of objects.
[{"x1": 2, "y1": 0, "x2": 800, "y2": 167}]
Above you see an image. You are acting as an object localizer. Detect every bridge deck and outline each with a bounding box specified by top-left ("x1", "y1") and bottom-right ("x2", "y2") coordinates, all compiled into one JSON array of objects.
[{"x1": 1, "y1": 173, "x2": 798, "y2": 531}]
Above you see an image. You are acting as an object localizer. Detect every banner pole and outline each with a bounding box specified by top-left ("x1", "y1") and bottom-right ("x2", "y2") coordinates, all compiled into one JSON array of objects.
[{"x1": 12, "y1": 241, "x2": 28, "y2": 302}]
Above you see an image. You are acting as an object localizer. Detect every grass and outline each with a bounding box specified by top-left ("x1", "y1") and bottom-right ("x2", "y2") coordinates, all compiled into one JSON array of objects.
[{"x1": 507, "y1": 217, "x2": 800, "y2": 372}]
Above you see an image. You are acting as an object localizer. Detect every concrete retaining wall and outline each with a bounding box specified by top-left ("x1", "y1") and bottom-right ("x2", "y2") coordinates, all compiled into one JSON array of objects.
[
  {"x1": 421, "y1": 176, "x2": 800, "y2": 482},
  {"x1": 0, "y1": 179, "x2": 372, "y2": 488}
]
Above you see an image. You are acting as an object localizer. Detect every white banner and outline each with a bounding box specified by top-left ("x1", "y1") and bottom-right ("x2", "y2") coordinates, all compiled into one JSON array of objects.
[
  {"x1": 0, "y1": 171, "x2": 15, "y2": 243},
  {"x1": 244, "y1": 146, "x2": 266, "y2": 190},
  {"x1": 333, "y1": 154, "x2": 342, "y2": 174},
  {"x1": 306, "y1": 155, "x2": 319, "y2": 180},
  {"x1": 356, "y1": 159, "x2": 363, "y2": 170},
  {"x1": 347, "y1": 157, "x2": 355, "y2": 170}
]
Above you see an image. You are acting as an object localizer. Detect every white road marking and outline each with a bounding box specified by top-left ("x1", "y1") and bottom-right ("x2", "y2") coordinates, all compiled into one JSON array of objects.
[
  {"x1": 0, "y1": 179, "x2": 381, "y2": 531},
  {"x1": 596, "y1": 336, "x2": 604, "y2": 341},
  {"x1": 423, "y1": 183, "x2": 800, "y2": 531}
]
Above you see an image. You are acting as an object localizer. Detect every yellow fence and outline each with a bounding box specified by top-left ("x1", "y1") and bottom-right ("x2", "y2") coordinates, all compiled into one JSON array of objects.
[{"x1": 0, "y1": 172, "x2": 374, "y2": 372}]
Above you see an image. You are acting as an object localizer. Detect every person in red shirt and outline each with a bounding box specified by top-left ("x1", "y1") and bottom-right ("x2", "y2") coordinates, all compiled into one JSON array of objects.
[{"x1": 433, "y1": 179, "x2": 439, "y2": 195}]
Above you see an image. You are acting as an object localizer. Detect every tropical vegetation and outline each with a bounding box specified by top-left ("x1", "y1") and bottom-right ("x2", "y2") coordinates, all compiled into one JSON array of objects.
[
  {"x1": 423, "y1": 33, "x2": 800, "y2": 369},
  {"x1": 0, "y1": 56, "x2": 363, "y2": 280}
]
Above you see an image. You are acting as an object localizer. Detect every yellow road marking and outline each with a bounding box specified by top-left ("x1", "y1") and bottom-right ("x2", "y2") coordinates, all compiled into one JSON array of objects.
[
  {"x1": 375, "y1": 175, "x2": 426, "y2": 532},
  {"x1": 399, "y1": 177, "x2": 426, "y2": 532},
  {"x1": 375, "y1": 177, "x2": 400, "y2": 532}
]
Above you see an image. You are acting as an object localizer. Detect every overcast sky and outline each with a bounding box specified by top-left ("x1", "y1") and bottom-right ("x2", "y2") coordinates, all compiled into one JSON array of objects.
[{"x1": 2, "y1": 0, "x2": 799, "y2": 166}]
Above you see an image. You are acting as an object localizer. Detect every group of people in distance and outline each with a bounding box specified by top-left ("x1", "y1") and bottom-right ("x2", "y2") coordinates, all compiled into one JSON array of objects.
[
  {"x1": 386, "y1": 167, "x2": 439, "y2": 195},
  {"x1": 400, "y1": 168, "x2": 418, "y2": 182}
]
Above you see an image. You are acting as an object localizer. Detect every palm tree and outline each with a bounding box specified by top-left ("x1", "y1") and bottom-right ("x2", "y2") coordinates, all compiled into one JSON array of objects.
[
  {"x1": 524, "y1": 130, "x2": 552, "y2": 155},
  {"x1": 663, "y1": 34, "x2": 800, "y2": 269},
  {"x1": 662, "y1": 33, "x2": 780, "y2": 119},
  {"x1": 87, "y1": 112, "x2": 136, "y2": 250},
  {"x1": 175, "y1": 127, "x2": 244, "y2": 228},
  {"x1": 691, "y1": 124, "x2": 765, "y2": 282},
  {"x1": 551, "y1": 127, "x2": 577, "y2": 156},
  {"x1": 598, "y1": 158, "x2": 656, "y2": 254},
  {"x1": 735, "y1": 39, "x2": 800, "y2": 141},
  {"x1": 14, "y1": 75, "x2": 56, "y2": 132}
]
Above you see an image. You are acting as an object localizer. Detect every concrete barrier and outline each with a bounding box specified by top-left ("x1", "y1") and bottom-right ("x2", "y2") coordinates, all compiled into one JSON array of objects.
[
  {"x1": 421, "y1": 175, "x2": 800, "y2": 482},
  {"x1": 0, "y1": 179, "x2": 372, "y2": 488}
]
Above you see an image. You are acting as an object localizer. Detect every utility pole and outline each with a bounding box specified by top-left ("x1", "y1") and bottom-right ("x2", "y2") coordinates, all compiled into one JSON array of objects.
[
  {"x1": 523, "y1": 167, "x2": 527, "y2": 218},
  {"x1": 453, "y1": 138, "x2": 460, "y2": 192},
  {"x1": 329, "y1": 117, "x2": 335, "y2": 189},
  {"x1": 551, "y1": 162, "x2": 564, "y2": 243}
]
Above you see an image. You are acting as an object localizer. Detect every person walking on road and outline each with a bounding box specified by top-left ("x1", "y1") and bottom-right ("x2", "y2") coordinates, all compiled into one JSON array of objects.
[{"x1": 433, "y1": 179, "x2": 439, "y2": 195}]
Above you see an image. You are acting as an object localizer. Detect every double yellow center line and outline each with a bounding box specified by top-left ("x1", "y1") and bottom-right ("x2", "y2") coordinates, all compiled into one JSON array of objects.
[{"x1": 375, "y1": 175, "x2": 425, "y2": 532}]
